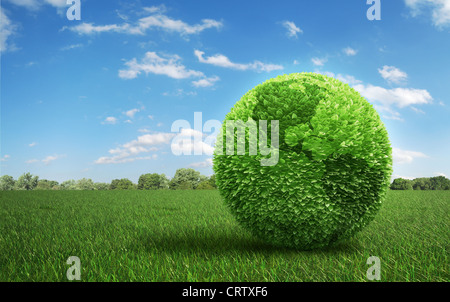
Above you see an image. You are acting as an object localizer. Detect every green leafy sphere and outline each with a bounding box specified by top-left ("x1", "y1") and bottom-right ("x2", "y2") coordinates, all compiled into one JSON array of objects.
[{"x1": 213, "y1": 72, "x2": 393, "y2": 250}]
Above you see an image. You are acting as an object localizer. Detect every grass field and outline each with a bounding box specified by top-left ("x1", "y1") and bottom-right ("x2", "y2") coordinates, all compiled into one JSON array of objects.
[{"x1": 0, "y1": 190, "x2": 448, "y2": 282}]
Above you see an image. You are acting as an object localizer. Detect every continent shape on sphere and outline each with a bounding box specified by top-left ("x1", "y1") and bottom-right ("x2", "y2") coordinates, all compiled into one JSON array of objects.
[{"x1": 213, "y1": 72, "x2": 393, "y2": 250}]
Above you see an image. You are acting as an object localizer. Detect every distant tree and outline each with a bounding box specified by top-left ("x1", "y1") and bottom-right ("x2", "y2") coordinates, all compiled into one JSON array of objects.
[
  {"x1": 159, "y1": 174, "x2": 169, "y2": 189},
  {"x1": 429, "y1": 176, "x2": 450, "y2": 190},
  {"x1": 94, "y1": 182, "x2": 110, "y2": 190},
  {"x1": 208, "y1": 174, "x2": 217, "y2": 188},
  {"x1": 169, "y1": 168, "x2": 203, "y2": 190},
  {"x1": 76, "y1": 178, "x2": 95, "y2": 190},
  {"x1": 110, "y1": 178, "x2": 135, "y2": 190},
  {"x1": 138, "y1": 173, "x2": 170, "y2": 190},
  {"x1": 412, "y1": 178, "x2": 431, "y2": 190},
  {"x1": 177, "y1": 181, "x2": 194, "y2": 190},
  {"x1": 36, "y1": 179, "x2": 59, "y2": 190},
  {"x1": 390, "y1": 178, "x2": 413, "y2": 190},
  {"x1": 60, "y1": 180, "x2": 77, "y2": 190},
  {"x1": 138, "y1": 173, "x2": 160, "y2": 190},
  {"x1": 196, "y1": 180, "x2": 215, "y2": 190},
  {"x1": 15, "y1": 172, "x2": 39, "y2": 190},
  {"x1": 0, "y1": 175, "x2": 15, "y2": 190}
]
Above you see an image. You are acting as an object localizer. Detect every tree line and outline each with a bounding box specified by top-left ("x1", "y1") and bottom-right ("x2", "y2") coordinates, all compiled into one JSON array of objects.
[
  {"x1": 2, "y1": 170, "x2": 449, "y2": 191},
  {"x1": 390, "y1": 176, "x2": 450, "y2": 190},
  {"x1": 0, "y1": 168, "x2": 217, "y2": 191}
]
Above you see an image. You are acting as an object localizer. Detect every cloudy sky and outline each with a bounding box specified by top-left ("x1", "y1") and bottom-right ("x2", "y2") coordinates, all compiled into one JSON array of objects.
[{"x1": 1, "y1": 0, "x2": 449, "y2": 182}]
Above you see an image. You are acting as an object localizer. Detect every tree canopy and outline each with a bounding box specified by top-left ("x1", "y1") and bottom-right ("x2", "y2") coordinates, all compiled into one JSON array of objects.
[{"x1": 390, "y1": 176, "x2": 450, "y2": 190}]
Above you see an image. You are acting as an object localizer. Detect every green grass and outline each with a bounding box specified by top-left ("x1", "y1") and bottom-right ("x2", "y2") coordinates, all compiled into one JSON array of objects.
[{"x1": 0, "y1": 190, "x2": 448, "y2": 282}]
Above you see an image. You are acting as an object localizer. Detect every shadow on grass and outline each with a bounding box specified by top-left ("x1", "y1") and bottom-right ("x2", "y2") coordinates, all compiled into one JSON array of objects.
[{"x1": 137, "y1": 227, "x2": 363, "y2": 257}]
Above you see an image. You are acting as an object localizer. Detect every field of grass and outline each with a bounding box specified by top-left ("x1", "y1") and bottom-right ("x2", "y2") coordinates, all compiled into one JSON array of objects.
[{"x1": 0, "y1": 190, "x2": 448, "y2": 282}]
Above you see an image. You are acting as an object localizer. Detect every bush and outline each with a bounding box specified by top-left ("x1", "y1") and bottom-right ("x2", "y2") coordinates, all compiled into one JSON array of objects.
[
  {"x1": 196, "y1": 181, "x2": 215, "y2": 190},
  {"x1": 213, "y1": 72, "x2": 392, "y2": 250},
  {"x1": 390, "y1": 178, "x2": 413, "y2": 190},
  {"x1": 138, "y1": 173, "x2": 169, "y2": 190},
  {"x1": 0, "y1": 175, "x2": 16, "y2": 191},
  {"x1": 169, "y1": 168, "x2": 202, "y2": 190},
  {"x1": 15, "y1": 173, "x2": 39, "y2": 190},
  {"x1": 110, "y1": 178, "x2": 135, "y2": 190}
]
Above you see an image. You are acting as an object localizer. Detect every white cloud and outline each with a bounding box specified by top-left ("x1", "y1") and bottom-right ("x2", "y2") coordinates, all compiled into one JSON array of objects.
[
  {"x1": 43, "y1": 0, "x2": 66, "y2": 8},
  {"x1": 311, "y1": 57, "x2": 327, "y2": 66},
  {"x1": 60, "y1": 43, "x2": 83, "y2": 51},
  {"x1": 63, "y1": 9, "x2": 222, "y2": 36},
  {"x1": 63, "y1": 23, "x2": 124, "y2": 35},
  {"x1": 411, "y1": 106, "x2": 426, "y2": 114},
  {"x1": 103, "y1": 117, "x2": 118, "y2": 124},
  {"x1": 171, "y1": 129, "x2": 215, "y2": 156},
  {"x1": 391, "y1": 174, "x2": 416, "y2": 180},
  {"x1": 194, "y1": 50, "x2": 283, "y2": 72},
  {"x1": 95, "y1": 133, "x2": 174, "y2": 164},
  {"x1": 162, "y1": 89, "x2": 197, "y2": 97},
  {"x1": 5, "y1": 0, "x2": 40, "y2": 10},
  {"x1": 192, "y1": 75, "x2": 220, "y2": 88},
  {"x1": 6, "y1": 0, "x2": 68, "y2": 14},
  {"x1": 435, "y1": 172, "x2": 448, "y2": 177},
  {"x1": 143, "y1": 5, "x2": 167, "y2": 14},
  {"x1": 343, "y1": 47, "x2": 358, "y2": 56},
  {"x1": 282, "y1": 21, "x2": 303, "y2": 38},
  {"x1": 188, "y1": 158, "x2": 213, "y2": 168},
  {"x1": 124, "y1": 108, "x2": 140, "y2": 118},
  {"x1": 1, "y1": 154, "x2": 11, "y2": 162},
  {"x1": 319, "y1": 71, "x2": 432, "y2": 121},
  {"x1": 353, "y1": 84, "x2": 433, "y2": 108},
  {"x1": 392, "y1": 147, "x2": 428, "y2": 164},
  {"x1": 0, "y1": 8, "x2": 18, "y2": 53},
  {"x1": 319, "y1": 71, "x2": 362, "y2": 85},
  {"x1": 26, "y1": 154, "x2": 65, "y2": 165},
  {"x1": 29, "y1": 142, "x2": 37, "y2": 147},
  {"x1": 137, "y1": 14, "x2": 222, "y2": 35},
  {"x1": 119, "y1": 51, "x2": 204, "y2": 80},
  {"x1": 378, "y1": 65, "x2": 408, "y2": 84},
  {"x1": 42, "y1": 155, "x2": 58, "y2": 165},
  {"x1": 405, "y1": 0, "x2": 450, "y2": 28}
]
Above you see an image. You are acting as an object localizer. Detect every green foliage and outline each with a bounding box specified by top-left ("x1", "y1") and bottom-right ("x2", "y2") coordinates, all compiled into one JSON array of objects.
[
  {"x1": 392, "y1": 176, "x2": 450, "y2": 190},
  {"x1": 60, "y1": 180, "x2": 77, "y2": 190},
  {"x1": 169, "y1": 168, "x2": 203, "y2": 190},
  {"x1": 390, "y1": 178, "x2": 413, "y2": 190},
  {"x1": 428, "y1": 176, "x2": 450, "y2": 190},
  {"x1": 35, "y1": 179, "x2": 59, "y2": 190},
  {"x1": 214, "y1": 72, "x2": 393, "y2": 250},
  {"x1": 94, "y1": 182, "x2": 110, "y2": 190},
  {"x1": 15, "y1": 172, "x2": 39, "y2": 191},
  {"x1": 138, "y1": 173, "x2": 169, "y2": 190},
  {"x1": 196, "y1": 180, "x2": 215, "y2": 190},
  {"x1": 208, "y1": 174, "x2": 217, "y2": 188},
  {"x1": 0, "y1": 175, "x2": 16, "y2": 191},
  {"x1": 110, "y1": 178, "x2": 135, "y2": 190},
  {"x1": 76, "y1": 178, "x2": 95, "y2": 190}
]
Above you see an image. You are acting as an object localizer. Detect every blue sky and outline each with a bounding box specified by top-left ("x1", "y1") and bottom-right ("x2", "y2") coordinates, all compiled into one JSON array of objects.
[{"x1": 1, "y1": 0, "x2": 449, "y2": 183}]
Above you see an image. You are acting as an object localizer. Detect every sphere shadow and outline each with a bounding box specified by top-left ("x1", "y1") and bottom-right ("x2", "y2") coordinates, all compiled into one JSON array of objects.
[{"x1": 137, "y1": 227, "x2": 363, "y2": 257}]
